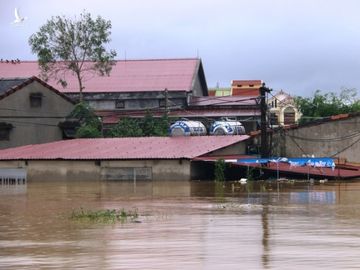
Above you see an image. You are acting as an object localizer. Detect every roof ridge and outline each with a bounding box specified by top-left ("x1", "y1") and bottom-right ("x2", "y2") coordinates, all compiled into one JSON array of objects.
[{"x1": 0, "y1": 58, "x2": 200, "y2": 64}]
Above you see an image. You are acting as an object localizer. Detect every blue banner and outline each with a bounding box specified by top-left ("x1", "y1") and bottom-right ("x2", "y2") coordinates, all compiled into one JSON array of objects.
[{"x1": 237, "y1": 157, "x2": 335, "y2": 168}]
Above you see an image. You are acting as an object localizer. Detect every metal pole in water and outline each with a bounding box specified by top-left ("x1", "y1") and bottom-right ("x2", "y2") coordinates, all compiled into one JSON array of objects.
[{"x1": 133, "y1": 168, "x2": 137, "y2": 193}]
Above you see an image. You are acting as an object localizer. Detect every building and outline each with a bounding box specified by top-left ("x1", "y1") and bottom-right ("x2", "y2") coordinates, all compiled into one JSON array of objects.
[
  {"x1": 267, "y1": 90, "x2": 301, "y2": 126},
  {"x1": 0, "y1": 59, "x2": 261, "y2": 133},
  {"x1": 231, "y1": 80, "x2": 262, "y2": 96},
  {"x1": 0, "y1": 135, "x2": 250, "y2": 181},
  {"x1": 0, "y1": 58, "x2": 207, "y2": 110},
  {"x1": 208, "y1": 80, "x2": 262, "y2": 97},
  {"x1": 270, "y1": 113, "x2": 360, "y2": 164},
  {"x1": 0, "y1": 76, "x2": 75, "y2": 149}
]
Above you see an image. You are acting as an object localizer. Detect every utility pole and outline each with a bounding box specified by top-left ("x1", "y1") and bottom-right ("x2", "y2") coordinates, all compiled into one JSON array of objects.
[{"x1": 260, "y1": 83, "x2": 271, "y2": 158}]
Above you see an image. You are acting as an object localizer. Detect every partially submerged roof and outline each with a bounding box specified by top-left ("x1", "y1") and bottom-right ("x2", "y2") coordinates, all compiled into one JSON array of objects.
[
  {"x1": 0, "y1": 76, "x2": 74, "y2": 103},
  {"x1": 0, "y1": 58, "x2": 206, "y2": 93},
  {"x1": 0, "y1": 136, "x2": 249, "y2": 160}
]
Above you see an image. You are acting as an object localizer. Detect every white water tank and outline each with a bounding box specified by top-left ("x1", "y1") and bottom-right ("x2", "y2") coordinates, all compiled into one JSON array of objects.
[
  {"x1": 169, "y1": 120, "x2": 207, "y2": 136},
  {"x1": 209, "y1": 118, "x2": 245, "y2": 135}
]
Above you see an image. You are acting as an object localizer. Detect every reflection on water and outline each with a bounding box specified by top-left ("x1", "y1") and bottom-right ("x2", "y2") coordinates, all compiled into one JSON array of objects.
[{"x1": 1, "y1": 179, "x2": 360, "y2": 269}]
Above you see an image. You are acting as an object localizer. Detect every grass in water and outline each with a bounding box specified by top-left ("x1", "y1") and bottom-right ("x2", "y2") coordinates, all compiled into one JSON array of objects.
[{"x1": 70, "y1": 208, "x2": 139, "y2": 223}]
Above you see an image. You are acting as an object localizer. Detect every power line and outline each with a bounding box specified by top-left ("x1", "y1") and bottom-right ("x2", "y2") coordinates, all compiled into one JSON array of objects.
[
  {"x1": 4, "y1": 119, "x2": 59, "y2": 127},
  {"x1": 0, "y1": 115, "x2": 67, "y2": 119},
  {"x1": 286, "y1": 130, "x2": 360, "y2": 142},
  {"x1": 330, "y1": 135, "x2": 360, "y2": 157}
]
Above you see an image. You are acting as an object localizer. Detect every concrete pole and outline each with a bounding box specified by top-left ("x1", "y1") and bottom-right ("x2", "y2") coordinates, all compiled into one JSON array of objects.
[{"x1": 260, "y1": 83, "x2": 271, "y2": 158}]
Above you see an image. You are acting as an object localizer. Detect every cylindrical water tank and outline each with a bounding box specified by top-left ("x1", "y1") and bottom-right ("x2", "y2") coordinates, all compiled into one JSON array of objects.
[{"x1": 169, "y1": 120, "x2": 207, "y2": 136}]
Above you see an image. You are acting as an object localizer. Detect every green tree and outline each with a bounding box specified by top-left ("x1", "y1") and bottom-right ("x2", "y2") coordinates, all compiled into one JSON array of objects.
[
  {"x1": 29, "y1": 11, "x2": 117, "y2": 102},
  {"x1": 141, "y1": 111, "x2": 170, "y2": 136},
  {"x1": 295, "y1": 88, "x2": 360, "y2": 124},
  {"x1": 67, "y1": 102, "x2": 102, "y2": 138},
  {"x1": 110, "y1": 117, "x2": 143, "y2": 137},
  {"x1": 153, "y1": 114, "x2": 170, "y2": 136},
  {"x1": 108, "y1": 112, "x2": 170, "y2": 138},
  {"x1": 141, "y1": 111, "x2": 156, "y2": 136},
  {"x1": 214, "y1": 159, "x2": 226, "y2": 182}
]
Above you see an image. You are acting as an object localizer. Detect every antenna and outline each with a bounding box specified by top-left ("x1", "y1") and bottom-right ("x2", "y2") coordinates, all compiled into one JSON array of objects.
[
  {"x1": 124, "y1": 50, "x2": 127, "y2": 61},
  {"x1": 196, "y1": 49, "x2": 199, "y2": 58}
]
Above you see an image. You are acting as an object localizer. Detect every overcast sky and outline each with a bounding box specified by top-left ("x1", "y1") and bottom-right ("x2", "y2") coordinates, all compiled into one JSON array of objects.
[{"x1": 1, "y1": 0, "x2": 360, "y2": 96}]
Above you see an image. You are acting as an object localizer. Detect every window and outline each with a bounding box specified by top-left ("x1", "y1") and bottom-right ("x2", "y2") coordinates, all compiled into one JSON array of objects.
[
  {"x1": 0, "y1": 123, "x2": 13, "y2": 141},
  {"x1": 29, "y1": 93, "x2": 43, "y2": 107},
  {"x1": 270, "y1": 113, "x2": 278, "y2": 125},
  {"x1": 115, "y1": 100, "x2": 125, "y2": 109},
  {"x1": 283, "y1": 107, "x2": 296, "y2": 125}
]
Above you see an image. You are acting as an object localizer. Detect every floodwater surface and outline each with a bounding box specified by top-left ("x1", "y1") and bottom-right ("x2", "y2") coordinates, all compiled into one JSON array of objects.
[{"x1": 1, "y1": 179, "x2": 360, "y2": 269}]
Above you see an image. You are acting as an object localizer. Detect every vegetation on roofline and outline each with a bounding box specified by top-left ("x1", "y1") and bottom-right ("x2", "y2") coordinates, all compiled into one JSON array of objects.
[
  {"x1": 67, "y1": 103, "x2": 171, "y2": 138},
  {"x1": 107, "y1": 111, "x2": 170, "y2": 137},
  {"x1": 28, "y1": 11, "x2": 117, "y2": 102},
  {"x1": 295, "y1": 88, "x2": 360, "y2": 124},
  {"x1": 67, "y1": 102, "x2": 102, "y2": 138}
]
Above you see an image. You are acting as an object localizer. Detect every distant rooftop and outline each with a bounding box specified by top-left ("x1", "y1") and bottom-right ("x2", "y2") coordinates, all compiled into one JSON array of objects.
[{"x1": 0, "y1": 58, "x2": 204, "y2": 93}]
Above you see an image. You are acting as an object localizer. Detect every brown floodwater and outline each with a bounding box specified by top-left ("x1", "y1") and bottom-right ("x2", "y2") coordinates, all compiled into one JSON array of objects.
[{"x1": 1, "y1": 179, "x2": 360, "y2": 269}]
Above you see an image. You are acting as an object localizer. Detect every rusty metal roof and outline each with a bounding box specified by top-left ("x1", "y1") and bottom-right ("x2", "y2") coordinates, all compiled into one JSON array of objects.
[
  {"x1": 0, "y1": 59, "x2": 201, "y2": 93},
  {"x1": 0, "y1": 136, "x2": 249, "y2": 160}
]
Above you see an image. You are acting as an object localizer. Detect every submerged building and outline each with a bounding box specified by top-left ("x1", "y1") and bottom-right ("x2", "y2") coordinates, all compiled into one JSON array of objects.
[
  {"x1": 0, "y1": 135, "x2": 249, "y2": 181},
  {"x1": 0, "y1": 76, "x2": 75, "y2": 149}
]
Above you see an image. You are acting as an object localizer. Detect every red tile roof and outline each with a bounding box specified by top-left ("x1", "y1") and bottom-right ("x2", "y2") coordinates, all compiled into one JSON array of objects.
[
  {"x1": 0, "y1": 136, "x2": 249, "y2": 160},
  {"x1": 0, "y1": 58, "x2": 200, "y2": 93}
]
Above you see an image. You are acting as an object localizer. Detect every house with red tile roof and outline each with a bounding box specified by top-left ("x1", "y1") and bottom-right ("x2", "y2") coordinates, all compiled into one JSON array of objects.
[
  {"x1": 0, "y1": 76, "x2": 75, "y2": 149},
  {"x1": 0, "y1": 135, "x2": 250, "y2": 181},
  {"x1": 0, "y1": 58, "x2": 207, "y2": 107},
  {"x1": 0, "y1": 58, "x2": 261, "y2": 133}
]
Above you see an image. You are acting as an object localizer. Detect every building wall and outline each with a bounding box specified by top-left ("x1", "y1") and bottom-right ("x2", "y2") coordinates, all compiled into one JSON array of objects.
[
  {"x1": 192, "y1": 73, "x2": 206, "y2": 96},
  {"x1": 271, "y1": 115, "x2": 360, "y2": 163},
  {"x1": 0, "y1": 159, "x2": 192, "y2": 181},
  {"x1": 0, "y1": 81, "x2": 74, "y2": 149},
  {"x1": 207, "y1": 140, "x2": 247, "y2": 156},
  {"x1": 68, "y1": 91, "x2": 189, "y2": 111}
]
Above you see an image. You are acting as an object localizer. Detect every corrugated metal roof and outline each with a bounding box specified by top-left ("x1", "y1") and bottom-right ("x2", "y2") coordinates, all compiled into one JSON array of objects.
[
  {"x1": 0, "y1": 136, "x2": 249, "y2": 160},
  {"x1": 0, "y1": 59, "x2": 200, "y2": 93}
]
